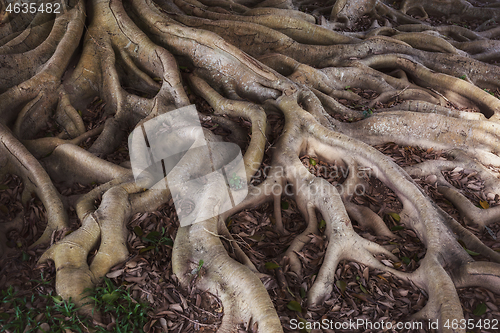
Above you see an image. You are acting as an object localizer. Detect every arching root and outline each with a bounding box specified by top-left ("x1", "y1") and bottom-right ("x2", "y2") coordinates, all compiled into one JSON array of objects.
[
  {"x1": 2, "y1": 0, "x2": 500, "y2": 332},
  {"x1": 173, "y1": 217, "x2": 284, "y2": 333}
]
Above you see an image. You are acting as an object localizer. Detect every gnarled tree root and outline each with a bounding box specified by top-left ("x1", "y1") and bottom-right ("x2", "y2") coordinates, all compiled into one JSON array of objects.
[{"x1": 2, "y1": 0, "x2": 500, "y2": 332}]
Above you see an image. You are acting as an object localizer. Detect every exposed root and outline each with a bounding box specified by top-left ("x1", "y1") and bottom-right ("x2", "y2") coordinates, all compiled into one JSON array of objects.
[
  {"x1": 0, "y1": 123, "x2": 68, "y2": 247},
  {"x1": 2, "y1": 0, "x2": 500, "y2": 332},
  {"x1": 344, "y1": 201, "x2": 396, "y2": 238},
  {"x1": 173, "y1": 216, "x2": 283, "y2": 332}
]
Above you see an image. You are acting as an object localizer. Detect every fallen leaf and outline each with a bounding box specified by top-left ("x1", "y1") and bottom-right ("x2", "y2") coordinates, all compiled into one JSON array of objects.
[
  {"x1": 479, "y1": 200, "x2": 490, "y2": 209},
  {"x1": 473, "y1": 302, "x2": 487, "y2": 316},
  {"x1": 265, "y1": 262, "x2": 280, "y2": 270},
  {"x1": 336, "y1": 280, "x2": 347, "y2": 294},
  {"x1": 286, "y1": 300, "x2": 302, "y2": 312},
  {"x1": 387, "y1": 212, "x2": 401, "y2": 222},
  {"x1": 106, "y1": 269, "x2": 124, "y2": 279}
]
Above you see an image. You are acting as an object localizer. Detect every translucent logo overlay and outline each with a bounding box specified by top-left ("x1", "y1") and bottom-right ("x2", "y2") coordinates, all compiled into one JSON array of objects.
[{"x1": 129, "y1": 105, "x2": 248, "y2": 227}]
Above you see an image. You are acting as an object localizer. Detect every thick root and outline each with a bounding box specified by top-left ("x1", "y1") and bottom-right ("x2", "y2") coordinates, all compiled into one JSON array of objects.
[{"x1": 2, "y1": 0, "x2": 500, "y2": 332}]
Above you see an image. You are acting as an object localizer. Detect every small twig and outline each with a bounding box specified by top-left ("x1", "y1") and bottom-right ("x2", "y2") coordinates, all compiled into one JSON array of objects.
[
  {"x1": 192, "y1": 302, "x2": 219, "y2": 318},
  {"x1": 394, "y1": 85, "x2": 410, "y2": 97},
  {"x1": 233, "y1": 233, "x2": 262, "y2": 256},
  {"x1": 429, "y1": 88, "x2": 459, "y2": 109},
  {"x1": 203, "y1": 228, "x2": 234, "y2": 242},
  {"x1": 176, "y1": 313, "x2": 219, "y2": 328},
  {"x1": 202, "y1": 227, "x2": 248, "y2": 247}
]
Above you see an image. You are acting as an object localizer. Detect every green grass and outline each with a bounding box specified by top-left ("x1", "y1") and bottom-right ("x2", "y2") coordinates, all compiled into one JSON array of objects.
[
  {"x1": 87, "y1": 277, "x2": 151, "y2": 332},
  {"x1": 134, "y1": 226, "x2": 173, "y2": 254},
  {"x1": 0, "y1": 285, "x2": 91, "y2": 333},
  {"x1": 0, "y1": 277, "x2": 151, "y2": 333}
]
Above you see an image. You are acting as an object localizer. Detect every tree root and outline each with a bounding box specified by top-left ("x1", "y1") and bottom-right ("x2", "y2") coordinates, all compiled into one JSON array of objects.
[
  {"x1": 173, "y1": 217, "x2": 284, "y2": 333},
  {"x1": 0, "y1": 123, "x2": 68, "y2": 247},
  {"x1": 2, "y1": 0, "x2": 500, "y2": 332}
]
